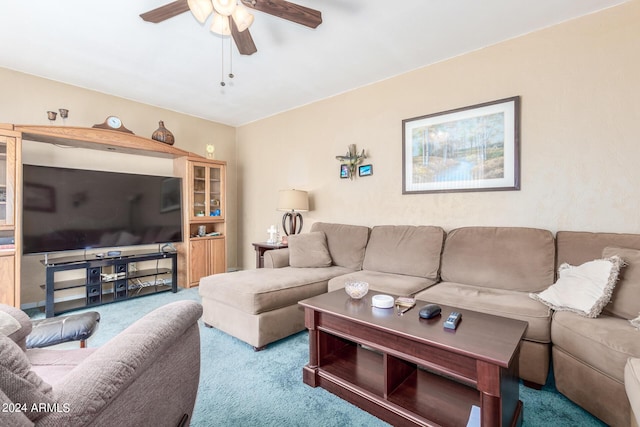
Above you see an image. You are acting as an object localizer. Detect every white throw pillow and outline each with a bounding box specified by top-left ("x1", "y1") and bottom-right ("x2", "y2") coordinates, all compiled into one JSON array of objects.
[{"x1": 529, "y1": 256, "x2": 624, "y2": 318}]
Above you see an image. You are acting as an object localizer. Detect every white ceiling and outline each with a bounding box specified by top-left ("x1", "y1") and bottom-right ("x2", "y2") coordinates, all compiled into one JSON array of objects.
[{"x1": 0, "y1": 1, "x2": 627, "y2": 127}]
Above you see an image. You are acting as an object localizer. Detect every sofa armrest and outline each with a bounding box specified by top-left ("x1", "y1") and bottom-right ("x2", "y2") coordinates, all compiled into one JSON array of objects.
[
  {"x1": 0, "y1": 303, "x2": 32, "y2": 350},
  {"x1": 36, "y1": 300, "x2": 202, "y2": 427},
  {"x1": 626, "y1": 358, "x2": 640, "y2": 427},
  {"x1": 264, "y1": 248, "x2": 290, "y2": 268}
]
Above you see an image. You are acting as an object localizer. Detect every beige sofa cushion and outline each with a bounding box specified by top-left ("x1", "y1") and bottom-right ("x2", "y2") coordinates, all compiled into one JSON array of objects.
[
  {"x1": 200, "y1": 266, "x2": 352, "y2": 314},
  {"x1": 28, "y1": 348, "x2": 97, "y2": 386},
  {"x1": 362, "y1": 225, "x2": 445, "y2": 279},
  {"x1": 602, "y1": 247, "x2": 640, "y2": 319},
  {"x1": 416, "y1": 283, "x2": 552, "y2": 343},
  {"x1": 288, "y1": 231, "x2": 332, "y2": 268},
  {"x1": 556, "y1": 231, "x2": 640, "y2": 267},
  {"x1": 440, "y1": 227, "x2": 555, "y2": 292},
  {"x1": 552, "y1": 311, "x2": 640, "y2": 382},
  {"x1": 329, "y1": 270, "x2": 437, "y2": 297},
  {"x1": 310, "y1": 222, "x2": 370, "y2": 270},
  {"x1": 626, "y1": 358, "x2": 640, "y2": 427}
]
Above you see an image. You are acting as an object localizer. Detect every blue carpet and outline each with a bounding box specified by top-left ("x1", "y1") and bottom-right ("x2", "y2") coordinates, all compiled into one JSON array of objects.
[{"x1": 28, "y1": 288, "x2": 606, "y2": 426}]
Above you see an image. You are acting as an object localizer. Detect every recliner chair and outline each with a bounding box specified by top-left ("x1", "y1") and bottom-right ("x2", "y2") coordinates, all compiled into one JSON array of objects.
[{"x1": 0, "y1": 300, "x2": 202, "y2": 426}]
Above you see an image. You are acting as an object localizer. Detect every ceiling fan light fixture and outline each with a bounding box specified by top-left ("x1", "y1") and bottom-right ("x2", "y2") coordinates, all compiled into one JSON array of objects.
[
  {"x1": 212, "y1": 0, "x2": 237, "y2": 16},
  {"x1": 210, "y1": 13, "x2": 231, "y2": 35},
  {"x1": 232, "y1": 3, "x2": 254, "y2": 32},
  {"x1": 187, "y1": 0, "x2": 214, "y2": 23}
]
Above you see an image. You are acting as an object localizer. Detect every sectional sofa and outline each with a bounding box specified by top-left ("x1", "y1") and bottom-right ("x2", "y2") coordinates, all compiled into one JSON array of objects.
[{"x1": 199, "y1": 222, "x2": 640, "y2": 426}]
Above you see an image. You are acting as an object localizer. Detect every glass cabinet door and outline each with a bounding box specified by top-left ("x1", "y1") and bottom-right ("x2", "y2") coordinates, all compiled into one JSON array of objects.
[
  {"x1": 209, "y1": 166, "x2": 223, "y2": 219},
  {"x1": 0, "y1": 137, "x2": 15, "y2": 227},
  {"x1": 190, "y1": 162, "x2": 224, "y2": 220},
  {"x1": 192, "y1": 165, "x2": 207, "y2": 218}
]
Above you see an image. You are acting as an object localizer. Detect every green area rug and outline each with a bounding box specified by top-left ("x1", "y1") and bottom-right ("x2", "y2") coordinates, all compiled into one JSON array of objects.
[{"x1": 29, "y1": 288, "x2": 606, "y2": 426}]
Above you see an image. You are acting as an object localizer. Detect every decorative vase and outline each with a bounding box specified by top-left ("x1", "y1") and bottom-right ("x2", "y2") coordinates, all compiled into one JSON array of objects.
[{"x1": 152, "y1": 121, "x2": 175, "y2": 145}]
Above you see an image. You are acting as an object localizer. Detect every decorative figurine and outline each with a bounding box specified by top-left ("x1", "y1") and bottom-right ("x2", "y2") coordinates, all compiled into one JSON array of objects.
[
  {"x1": 152, "y1": 121, "x2": 175, "y2": 145},
  {"x1": 267, "y1": 225, "x2": 278, "y2": 244},
  {"x1": 336, "y1": 144, "x2": 367, "y2": 180}
]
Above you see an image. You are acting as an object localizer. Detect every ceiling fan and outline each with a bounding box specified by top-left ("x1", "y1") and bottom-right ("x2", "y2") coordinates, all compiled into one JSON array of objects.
[{"x1": 140, "y1": 0, "x2": 322, "y2": 56}]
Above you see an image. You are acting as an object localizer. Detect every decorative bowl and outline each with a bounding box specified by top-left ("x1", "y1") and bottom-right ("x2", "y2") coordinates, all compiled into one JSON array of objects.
[{"x1": 345, "y1": 281, "x2": 369, "y2": 299}]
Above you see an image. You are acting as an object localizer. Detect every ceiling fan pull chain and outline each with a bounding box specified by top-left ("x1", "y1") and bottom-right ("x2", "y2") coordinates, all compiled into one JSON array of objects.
[
  {"x1": 220, "y1": 29, "x2": 226, "y2": 87},
  {"x1": 229, "y1": 35, "x2": 234, "y2": 79}
]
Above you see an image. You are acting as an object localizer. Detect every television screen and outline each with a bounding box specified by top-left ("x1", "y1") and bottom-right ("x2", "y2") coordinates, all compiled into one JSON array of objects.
[{"x1": 22, "y1": 165, "x2": 183, "y2": 254}]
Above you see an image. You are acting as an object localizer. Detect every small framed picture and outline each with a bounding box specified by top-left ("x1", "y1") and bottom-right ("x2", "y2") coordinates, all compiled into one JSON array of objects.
[
  {"x1": 340, "y1": 164, "x2": 350, "y2": 179},
  {"x1": 358, "y1": 164, "x2": 373, "y2": 177}
]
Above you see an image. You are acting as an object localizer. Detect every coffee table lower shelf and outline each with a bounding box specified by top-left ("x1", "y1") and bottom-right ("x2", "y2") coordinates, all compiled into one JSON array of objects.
[{"x1": 304, "y1": 341, "x2": 514, "y2": 427}]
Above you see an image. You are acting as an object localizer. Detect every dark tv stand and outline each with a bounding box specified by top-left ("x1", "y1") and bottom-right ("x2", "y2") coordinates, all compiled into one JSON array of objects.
[{"x1": 42, "y1": 250, "x2": 177, "y2": 318}]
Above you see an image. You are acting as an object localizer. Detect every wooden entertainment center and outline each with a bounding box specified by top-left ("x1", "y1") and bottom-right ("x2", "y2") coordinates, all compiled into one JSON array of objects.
[{"x1": 0, "y1": 123, "x2": 227, "y2": 310}]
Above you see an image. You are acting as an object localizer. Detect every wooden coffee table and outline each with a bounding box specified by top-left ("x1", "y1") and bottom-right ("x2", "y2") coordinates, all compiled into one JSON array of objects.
[{"x1": 299, "y1": 290, "x2": 527, "y2": 427}]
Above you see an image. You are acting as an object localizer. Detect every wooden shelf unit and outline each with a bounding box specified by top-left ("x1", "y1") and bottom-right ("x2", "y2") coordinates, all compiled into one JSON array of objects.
[
  {"x1": 0, "y1": 123, "x2": 228, "y2": 306},
  {"x1": 174, "y1": 156, "x2": 227, "y2": 287}
]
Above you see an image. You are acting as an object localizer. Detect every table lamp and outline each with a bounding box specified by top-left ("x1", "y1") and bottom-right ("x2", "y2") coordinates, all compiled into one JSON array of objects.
[{"x1": 277, "y1": 189, "x2": 309, "y2": 235}]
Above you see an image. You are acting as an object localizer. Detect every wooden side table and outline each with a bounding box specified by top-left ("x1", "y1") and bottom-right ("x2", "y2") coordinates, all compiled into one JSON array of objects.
[{"x1": 252, "y1": 242, "x2": 288, "y2": 268}]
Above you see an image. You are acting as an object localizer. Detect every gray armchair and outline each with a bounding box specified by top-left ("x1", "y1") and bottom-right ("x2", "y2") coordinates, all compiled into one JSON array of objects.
[{"x1": 0, "y1": 300, "x2": 202, "y2": 426}]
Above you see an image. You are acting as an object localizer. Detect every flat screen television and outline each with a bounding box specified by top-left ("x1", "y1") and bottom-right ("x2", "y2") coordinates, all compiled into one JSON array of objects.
[{"x1": 22, "y1": 165, "x2": 183, "y2": 254}]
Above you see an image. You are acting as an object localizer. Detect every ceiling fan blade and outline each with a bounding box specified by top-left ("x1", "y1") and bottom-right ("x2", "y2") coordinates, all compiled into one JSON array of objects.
[
  {"x1": 230, "y1": 19, "x2": 258, "y2": 55},
  {"x1": 140, "y1": 0, "x2": 190, "y2": 23},
  {"x1": 243, "y1": 0, "x2": 322, "y2": 29},
  {"x1": 229, "y1": 18, "x2": 258, "y2": 55}
]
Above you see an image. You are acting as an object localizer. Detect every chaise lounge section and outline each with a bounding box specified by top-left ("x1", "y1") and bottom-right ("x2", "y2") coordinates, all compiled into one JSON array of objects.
[{"x1": 198, "y1": 222, "x2": 370, "y2": 349}]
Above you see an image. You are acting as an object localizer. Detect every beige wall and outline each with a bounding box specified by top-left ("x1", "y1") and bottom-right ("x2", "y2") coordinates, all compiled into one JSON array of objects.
[
  {"x1": 2, "y1": 0, "x2": 640, "y2": 295},
  {"x1": 0, "y1": 68, "x2": 238, "y2": 305},
  {"x1": 236, "y1": 1, "x2": 640, "y2": 268}
]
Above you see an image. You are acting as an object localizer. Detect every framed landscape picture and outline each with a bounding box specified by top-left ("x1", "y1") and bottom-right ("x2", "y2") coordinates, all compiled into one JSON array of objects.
[{"x1": 402, "y1": 96, "x2": 520, "y2": 194}]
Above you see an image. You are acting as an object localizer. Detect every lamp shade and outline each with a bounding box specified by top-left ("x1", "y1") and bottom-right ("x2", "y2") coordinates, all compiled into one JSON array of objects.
[
  {"x1": 210, "y1": 13, "x2": 231, "y2": 35},
  {"x1": 212, "y1": 0, "x2": 237, "y2": 16},
  {"x1": 187, "y1": 0, "x2": 213, "y2": 23},
  {"x1": 277, "y1": 189, "x2": 309, "y2": 212},
  {"x1": 232, "y1": 3, "x2": 254, "y2": 32}
]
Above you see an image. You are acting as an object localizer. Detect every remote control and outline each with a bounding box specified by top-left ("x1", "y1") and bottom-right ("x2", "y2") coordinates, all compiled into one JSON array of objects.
[{"x1": 443, "y1": 311, "x2": 462, "y2": 330}]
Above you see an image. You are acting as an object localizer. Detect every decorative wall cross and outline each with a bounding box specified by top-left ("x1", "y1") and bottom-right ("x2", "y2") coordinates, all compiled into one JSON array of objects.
[{"x1": 336, "y1": 144, "x2": 366, "y2": 180}]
